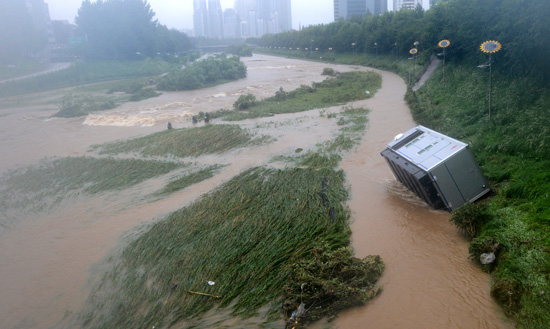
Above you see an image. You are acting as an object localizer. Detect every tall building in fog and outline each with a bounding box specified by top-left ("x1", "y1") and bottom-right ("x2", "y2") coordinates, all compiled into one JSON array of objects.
[
  {"x1": 394, "y1": 0, "x2": 422, "y2": 10},
  {"x1": 223, "y1": 8, "x2": 240, "y2": 39},
  {"x1": 366, "y1": 0, "x2": 387, "y2": 15},
  {"x1": 334, "y1": 0, "x2": 390, "y2": 19},
  {"x1": 233, "y1": 0, "x2": 292, "y2": 38},
  {"x1": 208, "y1": 0, "x2": 224, "y2": 38},
  {"x1": 195, "y1": 0, "x2": 291, "y2": 39},
  {"x1": 193, "y1": 0, "x2": 208, "y2": 37}
]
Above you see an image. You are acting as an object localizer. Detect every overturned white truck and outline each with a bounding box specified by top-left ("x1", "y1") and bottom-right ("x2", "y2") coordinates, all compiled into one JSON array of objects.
[{"x1": 381, "y1": 125, "x2": 490, "y2": 211}]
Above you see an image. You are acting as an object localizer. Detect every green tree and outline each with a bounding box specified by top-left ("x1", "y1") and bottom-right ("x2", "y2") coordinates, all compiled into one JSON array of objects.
[{"x1": 76, "y1": 0, "x2": 191, "y2": 60}]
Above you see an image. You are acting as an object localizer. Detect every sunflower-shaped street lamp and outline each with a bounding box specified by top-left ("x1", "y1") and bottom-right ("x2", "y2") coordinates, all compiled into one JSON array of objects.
[
  {"x1": 409, "y1": 48, "x2": 418, "y2": 86},
  {"x1": 438, "y1": 39, "x2": 451, "y2": 81},
  {"x1": 479, "y1": 40, "x2": 502, "y2": 120}
]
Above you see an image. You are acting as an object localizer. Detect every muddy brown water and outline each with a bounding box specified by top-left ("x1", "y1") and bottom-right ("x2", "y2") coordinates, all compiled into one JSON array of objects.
[{"x1": 0, "y1": 54, "x2": 511, "y2": 328}]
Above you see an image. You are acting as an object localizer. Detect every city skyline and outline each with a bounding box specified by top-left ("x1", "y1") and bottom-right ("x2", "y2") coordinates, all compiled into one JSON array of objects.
[
  {"x1": 44, "y1": 0, "x2": 432, "y2": 33},
  {"x1": 46, "y1": 0, "x2": 333, "y2": 32},
  {"x1": 194, "y1": 0, "x2": 292, "y2": 38}
]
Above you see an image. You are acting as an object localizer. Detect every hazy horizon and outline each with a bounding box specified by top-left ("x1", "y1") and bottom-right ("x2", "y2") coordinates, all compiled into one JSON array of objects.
[{"x1": 44, "y1": 0, "x2": 430, "y2": 32}]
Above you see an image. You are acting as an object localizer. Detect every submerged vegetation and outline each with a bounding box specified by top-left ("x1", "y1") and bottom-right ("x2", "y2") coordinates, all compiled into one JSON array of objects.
[
  {"x1": 154, "y1": 165, "x2": 225, "y2": 196},
  {"x1": 221, "y1": 70, "x2": 381, "y2": 121},
  {"x1": 53, "y1": 94, "x2": 117, "y2": 118},
  {"x1": 0, "y1": 157, "x2": 185, "y2": 229},
  {"x1": 283, "y1": 244, "x2": 384, "y2": 326},
  {"x1": 274, "y1": 107, "x2": 370, "y2": 170},
  {"x1": 80, "y1": 103, "x2": 383, "y2": 328},
  {"x1": 82, "y1": 167, "x2": 354, "y2": 328},
  {"x1": 93, "y1": 124, "x2": 271, "y2": 159}
]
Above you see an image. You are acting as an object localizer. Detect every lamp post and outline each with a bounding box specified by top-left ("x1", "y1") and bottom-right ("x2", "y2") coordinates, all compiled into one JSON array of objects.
[
  {"x1": 479, "y1": 40, "x2": 502, "y2": 120},
  {"x1": 409, "y1": 48, "x2": 418, "y2": 85},
  {"x1": 374, "y1": 42, "x2": 378, "y2": 56},
  {"x1": 438, "y1": 39, "x2": 450, "y2": 82}
]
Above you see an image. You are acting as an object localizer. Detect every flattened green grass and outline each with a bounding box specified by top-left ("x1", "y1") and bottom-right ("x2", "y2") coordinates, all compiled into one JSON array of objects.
[
  {"x1": 154, "y1": 165, "x2": 225, "y2": 196},
  {"x1": 81, "y1": 167, "x2": 352, "y2": 328},
  {"x1": 0, "y1": 157, "x2": 185, "y2": 229},
  {"x1": 93, "y1": 124, "x2": 272, "y2": 158},
  {"x1": 223, "y1": 71, "x2": 381, "y2": 121},
  {"x1": 79, "y1": 102, "x2": 379, "y2": 328},
  {"x1": 274, "y1": 107, "x2": 370, "y2": 168}
]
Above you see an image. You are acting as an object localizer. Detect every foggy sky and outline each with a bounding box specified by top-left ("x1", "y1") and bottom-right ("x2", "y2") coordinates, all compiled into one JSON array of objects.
[{"x1": 46, "y1": 1, "x2": 430, "y2": 32}]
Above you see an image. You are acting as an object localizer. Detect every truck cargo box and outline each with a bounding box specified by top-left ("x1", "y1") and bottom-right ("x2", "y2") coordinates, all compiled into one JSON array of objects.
[{"x1": 381, "y1": 125, "x2": 490, "y2": 211}]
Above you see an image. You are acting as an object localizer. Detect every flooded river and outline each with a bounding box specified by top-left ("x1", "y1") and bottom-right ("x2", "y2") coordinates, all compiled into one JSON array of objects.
[{"x1": 0, "y1": 55, "x2": 511, "y2": 328}]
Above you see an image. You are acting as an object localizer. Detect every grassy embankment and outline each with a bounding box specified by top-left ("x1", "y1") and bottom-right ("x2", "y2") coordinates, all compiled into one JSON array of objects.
[
  {"x1": 0, "y1": 59, "x2": 172, "y2": 98},
  {"x1": 0, "y1": 59, "x2": 47, "y2": 81},
  {"x1": 79, "y1": 105, "x2": 382, "y2": 329},
  {"x1": 257, "y1": 48, "x2": 550, "y2": 328},
  {"x1": 408, "y1": 64, "x2": 550, "y2": 328}
]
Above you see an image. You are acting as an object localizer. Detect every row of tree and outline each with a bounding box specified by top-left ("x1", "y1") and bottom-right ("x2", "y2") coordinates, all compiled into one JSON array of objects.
[
  {"x1": 76, "y1": 0, "x2": 192, "y2": 60},
  {"x1": 254, "y1": 0, "x2": 550, "y2": 83}
]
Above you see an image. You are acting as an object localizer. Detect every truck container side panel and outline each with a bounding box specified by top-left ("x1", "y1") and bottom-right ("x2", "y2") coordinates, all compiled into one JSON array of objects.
[
  {"x1": 430, "y1": 164, "x2": 466, "y2": 211},
  {"x1": 444, "y1": 149, "x2": 491, "y2": 203}
]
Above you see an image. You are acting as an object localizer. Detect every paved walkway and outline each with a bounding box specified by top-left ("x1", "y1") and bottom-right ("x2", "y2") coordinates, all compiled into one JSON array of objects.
[
  {"x1": 0, "y1": 62, "x2": 71, "y2": 84},
  {"x1": 413, "y1": 58, "x2": 440, "y2": 91}
]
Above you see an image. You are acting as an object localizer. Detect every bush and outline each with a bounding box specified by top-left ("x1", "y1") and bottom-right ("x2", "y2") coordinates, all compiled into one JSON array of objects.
[
  {"x1": 322, "y1": 67, "x2": 337, "y2": 76},
  {"x1": 227, "y1": 44, "x2": 253, "y2": 57},
  {"x1": 129, "y1": 87, "x2": 160, "y2": 102},
  {"x1": 282, "y1": 243, "x2": 384, "y2": 326},
  {"x1": 449, "y1": 202, "x2": 491, "y2": 239},
  {"x1": 157, "y1": 56, "x2": 246, "y2": 91},
  {"x1": 233, "y1": 93, "x2": 257, "y2": 110},
  {"x1": 52, "y1": 94, "x2": 116, "y2": 118}
]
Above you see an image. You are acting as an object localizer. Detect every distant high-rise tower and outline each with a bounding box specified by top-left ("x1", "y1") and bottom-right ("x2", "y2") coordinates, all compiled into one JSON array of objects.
[
  {"x1": 208, "y1": 0, "x2": 224, "y2": 38},
  {"x1": 195, "y1": 0, "x2": 292, "y2": 39},
  {"x1": 234, "y1": 0, "x2": 291, "y2": 38},
  {"x1": 394, "y1": 0, "x2": 422, "y2": 10},
  {"x1": 277, "y1": 0, "x2": 292, "y2": 32},
  {"x1": 366, "y1": 0, "x2": 388, "y2": 15},
  {"x1": 193, "y1": 0, "x2": 208, "y2": 37},
  {"x1": 334, "y1": 0, "x2": 367, "y2": 20},
  {"x1": 223, "y1": 8, "x2": 240, "y2": 39},
  {"x1": 256, "y1": 0, "x2": 292, "y2": 35}
]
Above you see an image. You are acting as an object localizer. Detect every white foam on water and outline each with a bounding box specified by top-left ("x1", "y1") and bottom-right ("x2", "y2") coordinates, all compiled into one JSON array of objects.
[{"x1": 83, "y1": 110, "x2": 194, "y2": 127}]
